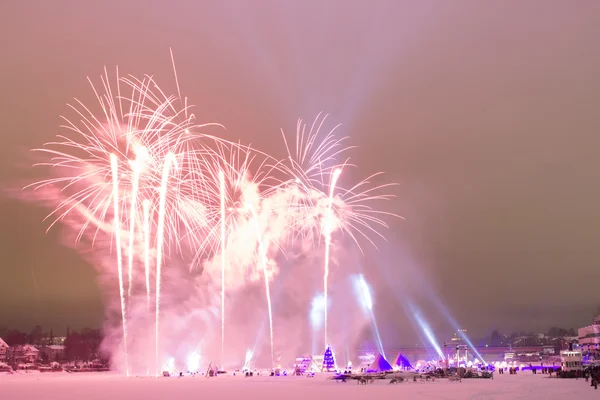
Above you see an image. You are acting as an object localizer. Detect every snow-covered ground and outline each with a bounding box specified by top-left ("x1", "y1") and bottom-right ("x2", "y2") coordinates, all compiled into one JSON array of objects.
[{"x1": 1, "y1": 371, "x2": 594, "y2": 399}]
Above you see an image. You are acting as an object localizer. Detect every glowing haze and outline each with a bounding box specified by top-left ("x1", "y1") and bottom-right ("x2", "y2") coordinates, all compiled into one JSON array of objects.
[{"x1": 24, "y1": 63, "x2": 398, "y2": 375}]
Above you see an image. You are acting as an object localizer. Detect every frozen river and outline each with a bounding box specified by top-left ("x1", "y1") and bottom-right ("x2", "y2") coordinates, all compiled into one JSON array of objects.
[{"x1": 1, "y1": 370, "x2": 593, "y2": 400}]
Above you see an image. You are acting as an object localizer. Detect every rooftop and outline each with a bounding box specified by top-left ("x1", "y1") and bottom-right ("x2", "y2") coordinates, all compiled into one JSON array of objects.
[{"x1": 44, "y1": 345, "x2": 65, "y2": 350}]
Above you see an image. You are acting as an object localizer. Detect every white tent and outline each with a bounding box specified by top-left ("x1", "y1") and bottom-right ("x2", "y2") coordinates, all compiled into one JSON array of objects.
[
  {"x1": 367, "y1": 353, "x2": 393, "y2": 372},
  {"x1": 294, "y1": 357, "x2": 321, "y2": 373}
]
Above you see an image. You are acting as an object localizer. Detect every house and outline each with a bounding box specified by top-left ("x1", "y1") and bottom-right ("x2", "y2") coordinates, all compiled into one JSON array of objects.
[
  {"x1": 9, "y1": 344, "x2": 40, "y2": 364},
  {"x1": 40, "y1": 345, "x2": 66, "y2": 362},
  {"x1": 0, "y1": 338, "x2": 9, "y2": 361}
]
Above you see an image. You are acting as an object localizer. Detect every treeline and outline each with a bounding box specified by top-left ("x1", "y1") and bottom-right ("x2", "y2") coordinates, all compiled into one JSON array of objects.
[
  {"x1": 63, "y1": 328, "x2": 103, "y2": 361},
  {"x1": 1, "y1": 325, "x2": 56, "y2": 346},
  {"x1": 486, "y1": 326, "x2": 577, "y2": 347},
  {"x1": 0, "y1": 325, "x2": 104, "y2": 362}
]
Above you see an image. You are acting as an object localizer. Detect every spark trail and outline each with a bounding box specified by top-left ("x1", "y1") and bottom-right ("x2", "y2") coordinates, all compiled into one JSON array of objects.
[
  {"x1": 155, "y1": 152, "x2": 177, "y2": 377},
  {"x1": 143, "y1": 198, "x2": 151, "y2": 376},
  {"x1": 127, "y1": 147, "x2": 144, "y2": 298},
  {"x1": 249, "y1": 204, "x2": 274, "y2": 367},
  {"x1": 143, "y1": 199, "x2": 151, "y2": 312},
  {"x1": 323, "y1": 168, "x2": 341, "y2": 349},
  {"x1": 110, "y1": 154, "x2": 129, "y2": 377},
  {"x1": 219, "y1": 169, "x2": 226, "y2": 369}
]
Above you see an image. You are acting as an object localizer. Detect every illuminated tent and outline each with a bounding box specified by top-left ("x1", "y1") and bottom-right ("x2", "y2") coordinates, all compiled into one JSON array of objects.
[
  {"x1": 294, "y1": 357, "x2": 321, "y2": 374},
  {"x1": 395, "y1": 353, "x2": 413, "y2": 370},
  {"x1": 367, "y1": 353, "x2": 393, "y2": 372}
]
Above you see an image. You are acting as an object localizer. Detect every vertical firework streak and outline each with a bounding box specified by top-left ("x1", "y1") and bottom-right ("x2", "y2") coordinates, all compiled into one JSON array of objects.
[
  {"x1": 143, "y1": 198, "x2": 151, "y2": 376},
  {"x1": 143, "y1": 199, "x2": 151, "y2": 312},
  {"x1": 127, "y1": 149, "x2": 143, "y2": 298},
  {"x1": 219, "y1": 170, "x2": 226, "y2": 368},
  {"x1": 110, "y1": 154, "x2": 129, "y2": 377},
  {"x1": 323, "y1": 168, "x2": 342, "y2": 349},
  {"x1": 248, "y1": 205, "x2": 274, "y2": 367},
  {"x1": 155, "y1": 153, "x2": 177, "y2": 377}
]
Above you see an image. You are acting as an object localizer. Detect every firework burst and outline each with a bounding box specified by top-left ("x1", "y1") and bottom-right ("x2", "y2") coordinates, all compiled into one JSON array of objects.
[{"x1": 26, "y1": 69, "x2": 228, "y2": 375}]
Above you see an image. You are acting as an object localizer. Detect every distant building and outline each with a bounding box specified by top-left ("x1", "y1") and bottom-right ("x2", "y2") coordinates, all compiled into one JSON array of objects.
[
  {"x1": 578, "y1": 314, "x2": 600, "y2": 357},
  {"x1": 450, "y1": 329, "x2": 467, "y2": 345},
  {"x1": 53, "y1": 337, "x2": 67, "y2": 345},
  {"x1": 0, "y1": 338, "x2": 9, "y2": 361},
  {"x1": 40, "y1": 345, "x2": 66, "y2": 362}
]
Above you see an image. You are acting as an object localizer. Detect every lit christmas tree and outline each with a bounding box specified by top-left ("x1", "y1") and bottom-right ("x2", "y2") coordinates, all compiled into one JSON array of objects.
[{"x1": 323, "y1": 346, "x2": 335, "y2": 371}]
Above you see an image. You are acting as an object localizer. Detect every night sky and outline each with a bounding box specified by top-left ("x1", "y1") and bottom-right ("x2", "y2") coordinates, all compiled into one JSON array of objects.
[{"x1": 1, "y1": 1, "x2": 599, "y2": 344}]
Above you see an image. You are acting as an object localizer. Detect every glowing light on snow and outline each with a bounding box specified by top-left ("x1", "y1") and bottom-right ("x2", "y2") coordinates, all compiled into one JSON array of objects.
[{"x1": 187, "y1": 352, "x2": 201, "y2": 373}]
